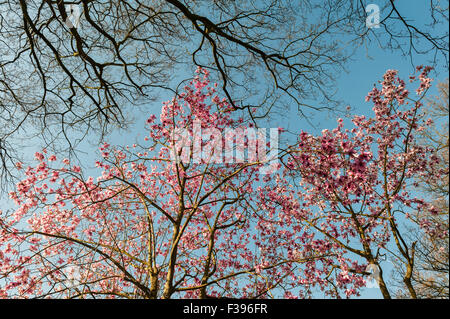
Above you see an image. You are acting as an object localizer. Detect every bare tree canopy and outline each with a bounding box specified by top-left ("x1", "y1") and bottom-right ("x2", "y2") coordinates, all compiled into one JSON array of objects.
[{"x1": 0, "y1": 0, "x2": 448, "y2": 185}]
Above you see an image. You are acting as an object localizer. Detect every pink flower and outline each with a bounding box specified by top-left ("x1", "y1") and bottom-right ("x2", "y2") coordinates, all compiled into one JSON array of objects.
[
  {"x1": 72, "y1": 166, "x2": 81, "y2": 173},
  {"x1": 146, "y1": 114, "x2": 157, "y2": 124},
  {"x1": 34, "y1": 152, "x2": 44, "y2": 161}
]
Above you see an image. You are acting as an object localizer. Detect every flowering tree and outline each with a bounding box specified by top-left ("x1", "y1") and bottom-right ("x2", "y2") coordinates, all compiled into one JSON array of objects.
[
  {"x1": 266, "y1": 66, "x2": 445, "y2": 298},
  {"x1": 391, "y1": 79, "x2": 449, "y2": 298},
  {"x1": 0, "y1": 68, "x2": 444, "y2": 299},
  {"x1": 0, "y1": 70, "x2": 361, "y2": 299}
]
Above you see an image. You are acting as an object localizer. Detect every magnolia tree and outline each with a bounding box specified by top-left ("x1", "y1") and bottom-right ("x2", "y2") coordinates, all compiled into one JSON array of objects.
[
  {"x1": 0, "y1": 70, "x2": 358, "y2": 299},
  {"x1": 0, "y1": 68, "x2": 445, "y2": 299},
  {"x1": 264, "y1": 66, "x2": 446, "y2": 298}
]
